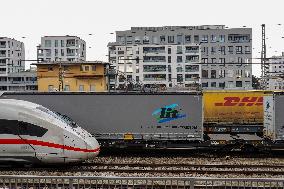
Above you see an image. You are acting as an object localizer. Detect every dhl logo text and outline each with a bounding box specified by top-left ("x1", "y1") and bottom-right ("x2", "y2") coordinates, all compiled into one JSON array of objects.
[{"x1": 215, "y1": 97, "x2": 263, "y2": 106}]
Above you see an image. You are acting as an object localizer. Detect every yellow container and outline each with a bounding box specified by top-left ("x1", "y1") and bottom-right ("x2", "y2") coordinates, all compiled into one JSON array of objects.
[{"x1": 204, "y1": 90, "x2": 265, "y2": 124}]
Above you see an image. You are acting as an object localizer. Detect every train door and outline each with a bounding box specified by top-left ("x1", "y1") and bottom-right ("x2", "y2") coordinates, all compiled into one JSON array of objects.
[{"x1": 18, "y1": 112, "x2": 65, "y2": 163}]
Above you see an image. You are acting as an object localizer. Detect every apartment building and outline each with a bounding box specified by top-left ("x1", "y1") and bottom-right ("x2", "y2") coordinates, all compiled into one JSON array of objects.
[
  {"x1": 0, "y1": 70, "x2": 37, "y2": 91},
  {"x1": 108, "y1": 25, "x2": 252, "y2": 90},
  {"x1": 108, "y1": 44, "x2": 201, "y2": 90},
  {"x1": 0, "y1": 37, "x2": 25, "y2": 76},
  {"x1": 266, "y1": 52, "x2": 284, "y2": 90},
  {"x1": 37, "y1": 36, "x2": 86, "y2": 62}
]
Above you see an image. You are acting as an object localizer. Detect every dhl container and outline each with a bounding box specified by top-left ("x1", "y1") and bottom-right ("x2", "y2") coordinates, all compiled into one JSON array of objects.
[{"x1": 204, "y1": 90, "x2": 264, "y2": 125}]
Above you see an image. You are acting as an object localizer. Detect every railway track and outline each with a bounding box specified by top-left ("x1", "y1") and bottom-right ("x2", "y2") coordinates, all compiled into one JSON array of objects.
[{"x1": 1, "y1": 163, "x2": 284, "y2": 175}]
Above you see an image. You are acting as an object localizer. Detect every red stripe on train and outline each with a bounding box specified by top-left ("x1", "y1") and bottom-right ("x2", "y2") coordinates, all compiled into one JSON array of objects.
[{"x1": 0, "y1": 139, "x2": 100, "y2": 153}]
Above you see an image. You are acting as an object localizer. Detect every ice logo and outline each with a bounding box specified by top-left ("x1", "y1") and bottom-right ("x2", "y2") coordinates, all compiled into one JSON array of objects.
[{"x1": 152, "y1": 104, "x2": 186, "y2": 123}]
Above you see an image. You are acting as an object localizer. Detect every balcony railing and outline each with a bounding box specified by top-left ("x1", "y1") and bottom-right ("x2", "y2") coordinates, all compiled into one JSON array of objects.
[
  {"x1": 143, "y1": 78, "x2": 166, "y2": 81},
  {"x1": 185, "y1": 60, "x2": 199, "y2": 63},
  {"x1": 0, "y1": 54, "x2": 6, "y2": 57},
  {"x1": 0, "y1": 45, "x2": 6, "y2": 48},
  {"x1": 67, "y1": 53, "x2": 76, "y2": 56},
  {"x1": 66, "y1": 43, "x2": 76, "y2": 47},
  {"x1": 185, "y1": 50, "x2": 199, "y2": 54}
]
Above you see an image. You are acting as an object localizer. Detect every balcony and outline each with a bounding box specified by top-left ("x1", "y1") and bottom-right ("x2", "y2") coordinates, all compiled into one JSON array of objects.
[
  {"x1": 67, "y1": 53, "x2": 76, "y2": 56},
  {"x1": 0, "y1": 54, "x2": 6, "y2": 57},
  {"x1": 66, "y1": 43, "x2": 76, "y2": 47},
  {"x1": 143, "y1": 56, "x2": 166, "y2": 63},
  {"x1": 0, "y1": 45, "x2": 6, "y2": 48}
]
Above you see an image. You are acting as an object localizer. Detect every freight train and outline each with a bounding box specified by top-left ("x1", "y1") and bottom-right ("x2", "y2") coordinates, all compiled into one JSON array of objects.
[
  {"x1": 0, "y1": 99, "x2": 100, "y2": 164},
  {"x1": 0, "y1": 91, "x2": 283, "y2": 150}
]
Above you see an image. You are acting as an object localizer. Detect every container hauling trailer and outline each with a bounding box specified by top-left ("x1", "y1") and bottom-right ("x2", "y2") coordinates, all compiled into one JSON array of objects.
[{"x1": 0, "y1": 92, "x2": 204, "y2": 148}]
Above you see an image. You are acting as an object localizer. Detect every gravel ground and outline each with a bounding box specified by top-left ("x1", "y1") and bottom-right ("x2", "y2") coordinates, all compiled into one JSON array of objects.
[
  {"x1": 86, "y1": 156, "x2": 284, "y2": 166},
  {"x1": 1, "y1": 156, "x2": 284, "y2": 178}
]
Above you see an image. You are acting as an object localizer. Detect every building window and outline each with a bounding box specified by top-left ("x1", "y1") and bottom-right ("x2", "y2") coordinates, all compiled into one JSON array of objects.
[
  {"x1": 185, "y1": 35, "x2": 191, "y2": 43},
  {"x1": 177, "y1": 56, "x2": 183, "y2": 63},
  {"x1": 176, "y1": 66, "x2": 183, "y2": 72},
  {"x1": 90, "y1": 85, "x2": 95, "y2": 91},
  {"x1": 64, "y1": 85, "x2": 70, "y2": 91},
  {"x1": 211, "y1": 82, "x2": 217, "y2": 87},
  {"x1": 211, "y1": 70, "x2": 216, "y2": 78},
  {"x1": 201, "y1": 35, "x2": 208, "y2": 43},
  {"x1": 168, "y1": 36, "x2": 175, "y2": 43},
  {"x1": 85, "y1": 66, "x2": 89, "y2": 71},
  {"x1": 202, "y1": 70, "x2": 208, "y2": 78},
  {"x1": 177, "y1": 74, "x2": 183, "y2": 82},
  {"x1": 177, "y1": 46, "x2": 182, "y2": 54},
  {"x1": 201, "y1": 47, "x2": 208, "y2": 56},
  {"x1": 220, "y1": 46, "x2": 226, "y2": 55},
  {"x1": 219, "y1": 82, "x2": 225, "y2": 88},
  {"x1": 202, "y1": 82, "x2": 208, "y2": 88},
  {"x1": 168, "y1": 56, "x2": 171, "y2": 63},
  {"x1": 45, "y1": 40, "x2": 51, "y2": 47},
  {"x1": 91, "y1": 65, "x2": 96, "y2": 71},
  {"x1": 55, "y1": 40, "x2": 58, "y2": 47},
  {"x1": 47, "y1": 66, "x2": 53, "y2": 71},
  {"x1": 61, "y1": 40, "x2": 64, "y2": 47},
  {"x1": 211, "y1": 46, "x2": 216, "y2": 55},
  {"x1": 228, "y1": 46, "x2": 234, "y2": 54},
  {"x1": 211, "y1": 58, "x2": 217, "y2": 63},
  {"x1": 245, "y1": 46, "x2": 251, "y2": 54},
  {"x1": 168, "y1": 48, "x2": 171, "y2": 54},
  {"x1": 219, "y1": 35, "x2": 225, "y2": 43},
  {"x1": 48, "y1": 85, "x2": 54, "y2": 92},
  {"x1": 236, "y1": 46, "x2": 243, "y2": 54},
  {"x1": 210, "y1": 35, "x2": 217, "y2": 43},
  {"x1": 168, "y1": 74, "x2": 172, "y2": 82},
  {"x1": 177, "y1": 35, "x2": 183, "y2": 44},
  {"x1": 79, "y1": 85, "x2": 84, "y2": 91},
  {"x1": 236, "y1": 81, "x2": 242, "y2": 87},
  {"x1": 219, "y1": 58, "x2": 226, "y2": 64},
  {"x1": 136, "y1": 76, "x2": 139, "y2": 82},
  {"x1": 168, "y1": 65, "x2": 171, "y2": 72},
  {"x1": 194, "y1": 35, "x2": 199, "y2": 43},
  {"x1": 202, "y1": 58, "x2": 208, "y2": 63},
  {"x1": 160, "y1": 36, "x2": 166, "y2": 43}
]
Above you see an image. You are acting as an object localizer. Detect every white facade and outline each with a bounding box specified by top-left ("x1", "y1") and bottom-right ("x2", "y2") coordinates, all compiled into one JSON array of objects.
[
  {"x1": 37, "y1": 36, "x2": 86, "y2": 62},
  {"x1": 267, "y1": 52, "x2": 284, "y2": 90},
  {"x1": 0, "y1": 37, "x2": 25, "y2": 76},
  {"x1": 0, "y1": 70, "x2": 37, "y2": 91},
  {"x1": 109, "y1": 44, "x2": 201, "y2": 89},
  {"x1": 108, "y1": 26, "x2": 252, "y2": 90}
]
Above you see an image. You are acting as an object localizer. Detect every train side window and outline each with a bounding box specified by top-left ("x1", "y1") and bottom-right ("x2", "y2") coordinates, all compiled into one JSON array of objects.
[
  {"x1": 0, "y1": 119, "x2": 19, "y2": 135},
  {"x1": 18, "y1": 121, "x2": 48, "y2": 137}
]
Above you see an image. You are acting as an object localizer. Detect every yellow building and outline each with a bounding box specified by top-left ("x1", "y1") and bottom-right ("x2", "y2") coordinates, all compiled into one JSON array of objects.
[{"x1": 33, "y1": 61, "x2": 109, "y2": 92}]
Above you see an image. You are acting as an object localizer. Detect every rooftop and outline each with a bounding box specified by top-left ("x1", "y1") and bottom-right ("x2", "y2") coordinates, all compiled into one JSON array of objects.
[
  {"x1": 42, "y1": 35, "x2": 83, "y2": 39},
  {"x1": 32, "y1": 61, "x2": 109, "y2": 66}
]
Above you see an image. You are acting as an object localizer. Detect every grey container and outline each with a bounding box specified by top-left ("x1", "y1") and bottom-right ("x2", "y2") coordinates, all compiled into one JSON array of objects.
[
  {"x1": 0, "y1": 92, "x2": 203, "y2": 141},
  {"x1": 264, "y1": 92, "x2": 284, "y2": 141}
]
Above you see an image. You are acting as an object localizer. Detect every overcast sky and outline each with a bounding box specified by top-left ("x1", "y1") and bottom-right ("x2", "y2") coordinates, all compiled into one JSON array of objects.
[{"x1": 1, "y1": 0, "x2": 284, "y2": 76}]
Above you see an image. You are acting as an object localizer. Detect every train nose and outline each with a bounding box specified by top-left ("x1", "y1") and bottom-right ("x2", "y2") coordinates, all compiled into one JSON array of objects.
[{"x1": 85, "y1": 136, "x2": 100, "y2": 159}]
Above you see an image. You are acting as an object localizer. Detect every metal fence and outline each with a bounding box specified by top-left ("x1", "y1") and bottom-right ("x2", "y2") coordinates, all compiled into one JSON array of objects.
[{"x1": 0, "y1": 175, "x2": 284, "y2": 189}]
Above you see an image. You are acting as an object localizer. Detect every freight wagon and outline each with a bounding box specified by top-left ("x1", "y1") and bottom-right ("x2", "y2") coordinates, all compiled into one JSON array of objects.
[
  {"x1": 2, "y1": 91, "x2": 282, "y2": 150},
  {"x1": 0, "y1": 92, "x2": 204, "y2": 148}
]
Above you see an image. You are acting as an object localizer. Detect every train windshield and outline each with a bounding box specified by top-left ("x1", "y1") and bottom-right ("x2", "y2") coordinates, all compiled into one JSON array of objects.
[{"x1": 36, "y1": 106, "x2": 78, "y2": 128}]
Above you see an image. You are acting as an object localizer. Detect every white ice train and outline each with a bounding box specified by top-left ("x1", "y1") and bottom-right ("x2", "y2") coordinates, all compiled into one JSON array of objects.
[{"x1": 0, "y1": 99, "x2": 100, "y2": 164}]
